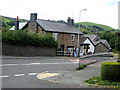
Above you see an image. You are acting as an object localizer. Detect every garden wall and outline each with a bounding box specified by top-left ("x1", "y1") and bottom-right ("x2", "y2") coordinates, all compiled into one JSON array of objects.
[{"x1": 2, "y1": 43, "x2": 56, "y2": 56}]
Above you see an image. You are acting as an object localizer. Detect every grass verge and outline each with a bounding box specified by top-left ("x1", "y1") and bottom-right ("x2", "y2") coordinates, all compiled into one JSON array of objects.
[{"x1": 84, "y1": 76, "x2": 120, "y2": 86}]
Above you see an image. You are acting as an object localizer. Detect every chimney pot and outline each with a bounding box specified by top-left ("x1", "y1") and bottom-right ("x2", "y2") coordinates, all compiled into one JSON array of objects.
[
  {"x1": 30, "y1": 13, "x2": 37, "y2": 21},
  {"x1": 15, "y1": 16, "x2": 19, "y2": 30},
  {"x1": 67, "y1": 17, "x2": 74, "y2": 26},
  {"x1": 17, "y1": 16, "x2": 19, "y2": 21}
]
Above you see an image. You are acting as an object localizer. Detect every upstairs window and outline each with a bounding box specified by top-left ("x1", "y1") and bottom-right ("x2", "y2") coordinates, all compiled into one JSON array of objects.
[
  {"x1": 52, "y1": 33, "x2": 58, "y2": 41},
  {"x1": 71, "y1": 34, "x2": 75, "y2": 41}
]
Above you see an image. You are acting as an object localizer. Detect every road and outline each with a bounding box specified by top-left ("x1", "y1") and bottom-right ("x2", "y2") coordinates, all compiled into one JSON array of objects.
[{"x1": 1, "y1": 56, "x2": 114, "y2": 88}]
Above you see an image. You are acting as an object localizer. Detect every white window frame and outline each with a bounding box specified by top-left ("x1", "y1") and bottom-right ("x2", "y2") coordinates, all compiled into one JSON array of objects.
[
  {"x1": 71, "y1": 34, "x2": 75, "y2": 41},
  {"x1": 52, "y1": 33, "x2": 58, "y2": 41}
]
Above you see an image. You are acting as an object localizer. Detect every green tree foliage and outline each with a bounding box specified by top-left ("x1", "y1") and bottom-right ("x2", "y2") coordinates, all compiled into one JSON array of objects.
[
  {"x1": 99, "y1": 31, "x2": 118, "y2": 50},
  {"x1": 2, "y1": 30, "x2": 58, "y2": 48}
]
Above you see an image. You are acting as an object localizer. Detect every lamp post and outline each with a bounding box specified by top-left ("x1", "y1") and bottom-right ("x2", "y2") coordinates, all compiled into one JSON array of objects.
[
  {"x1": 77, "y1": 9, "x2": 87, "y2": 57},
  {"x1": 77, "y1": 9, "x2": 87, "y2": 67}
]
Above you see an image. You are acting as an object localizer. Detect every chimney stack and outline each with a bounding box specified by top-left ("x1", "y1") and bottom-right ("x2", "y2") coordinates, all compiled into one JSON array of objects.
[
  {"x1": 30, "y1": 13, "x2": 37, "y2": 21},
  {"x1": 15, "y1": 16, "x2": 19, "y2": 30},
  {"x1": 67, "y1": 17, "x2": 74, "y2": 26}
]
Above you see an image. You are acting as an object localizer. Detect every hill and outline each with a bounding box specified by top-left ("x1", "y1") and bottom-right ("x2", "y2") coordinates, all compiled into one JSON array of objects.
[
  {"x1": 0, "y1": 15, "x2": 28, "y2": 31},
  {"x1": 1, "y1": 15, "x2": 117, "y2": 34},
  {"x1": 74, "y1": 22, "x2": 117, "y2": 34}
]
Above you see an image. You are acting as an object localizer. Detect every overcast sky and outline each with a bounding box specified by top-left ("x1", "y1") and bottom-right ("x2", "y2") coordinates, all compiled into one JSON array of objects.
[{"x1": 0, "y1": 0, "x2": 119, "y2": 29}]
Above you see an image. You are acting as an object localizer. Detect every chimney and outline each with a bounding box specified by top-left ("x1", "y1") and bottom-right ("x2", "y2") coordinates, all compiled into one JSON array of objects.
[
  {"x1": 15, "y1": 16, "x2": 19, "y2": 30},
  {"x1": 30, "y1": 13, "x2": 37, "y2": 21},
  {"x1": 67, "y1": 17, "x2": 74, "y2": 26}
]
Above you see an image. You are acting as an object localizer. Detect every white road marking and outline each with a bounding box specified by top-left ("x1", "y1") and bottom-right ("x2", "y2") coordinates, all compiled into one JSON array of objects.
[
  {"x1": 31, "y1": 63, "x2": 41, "y2": 65},
  {"x1": 0, "y1": 64, "x2": 19, "y2": 66},
  {"x1": 0, "y1": 75, "x2": 9, "y2": 78},
  {"x1": 37, "y1": 73, "x2": 59, "y2": 79},
  {"x1": 28, "y1": 73, "x2": 37, "y2": 76},
  {"x1": 14, "y1": 74, "x2": 25, "y2": 77},
  {"x1": 0, "y1": 62, "x2": 77, "y2": 67}
]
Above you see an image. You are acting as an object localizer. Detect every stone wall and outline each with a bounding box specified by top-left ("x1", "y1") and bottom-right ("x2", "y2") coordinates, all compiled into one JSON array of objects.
[
  {"x1": 57, "y1": 33, "x2": 78, "y2": 51},
  {"x1": 94, "y1": 43, "x2": 109, "y2": 53},
  {"x1": 23, "y1": 21, "x2": 46, "y2": 35},
  {"x1": 2, "y1": 44, "x2": 56, "y2": 56}
]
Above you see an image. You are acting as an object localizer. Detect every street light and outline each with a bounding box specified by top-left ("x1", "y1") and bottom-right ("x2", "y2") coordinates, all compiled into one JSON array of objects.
[
  {"x1": 77, "y1": 9, "x2": 87, "y2": 57},
  {"x1": 77, "y1": 9, "x2": 87, "y2": 67}
]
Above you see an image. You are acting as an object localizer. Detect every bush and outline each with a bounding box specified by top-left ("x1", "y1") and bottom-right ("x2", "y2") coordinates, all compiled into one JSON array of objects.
[
  {"x1": 2, "y1": 30, "x2": 58, "y2": 48},
  {"x1": 101, "y1": 62, "x2": 120, "y2": 82},
  {"x1": 76, "y1": 64, "x2": 87, "y2": 70}
]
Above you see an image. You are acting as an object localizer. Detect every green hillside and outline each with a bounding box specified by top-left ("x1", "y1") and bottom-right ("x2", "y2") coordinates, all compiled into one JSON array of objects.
[
  {"x1": 1, "y1": 15, "x2": 117, "y2": 33},
  {"x1": 74, "y1": 22, "x2": 117, "y2": 34},
  {"x1": 1, "y1": 16, "x2": 27, "y2": 31}
]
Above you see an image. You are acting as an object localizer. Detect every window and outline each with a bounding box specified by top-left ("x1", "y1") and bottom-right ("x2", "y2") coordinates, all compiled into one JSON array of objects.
[
  {"x1": 71, "y1": 34, "x2": 75, "y2": 41},
  {"x1": 52, "y1": 33, "x2": 58, "y2": 41}
]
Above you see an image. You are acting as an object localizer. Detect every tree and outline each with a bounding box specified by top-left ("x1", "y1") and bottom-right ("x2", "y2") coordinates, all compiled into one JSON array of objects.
[{"x1": 115, "y1": 32, "x2": 120, "y2": 62}]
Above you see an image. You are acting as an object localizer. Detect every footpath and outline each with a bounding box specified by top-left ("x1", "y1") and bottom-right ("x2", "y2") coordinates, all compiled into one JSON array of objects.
[{"x1": 37, "y1": 59, "x2": 117, "y2": 88}]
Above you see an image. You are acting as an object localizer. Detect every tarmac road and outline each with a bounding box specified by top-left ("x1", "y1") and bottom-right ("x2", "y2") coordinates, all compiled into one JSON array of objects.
[{"x1": 1, "y1": 56, "x2": 115, "y2": 88}]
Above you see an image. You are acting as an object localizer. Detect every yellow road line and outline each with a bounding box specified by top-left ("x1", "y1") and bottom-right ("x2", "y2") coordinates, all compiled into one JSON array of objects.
[{"x1": 37, "y1": 73, "x2": 59, "y2": 79}]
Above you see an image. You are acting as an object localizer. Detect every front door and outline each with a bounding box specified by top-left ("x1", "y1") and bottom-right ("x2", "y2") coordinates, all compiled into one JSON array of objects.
[{"x1": 60, "y1": 44, "x2": 64, "y2": 54}]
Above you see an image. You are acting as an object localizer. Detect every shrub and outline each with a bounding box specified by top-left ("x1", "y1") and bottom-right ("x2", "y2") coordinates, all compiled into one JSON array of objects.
[
  {"x1": 101, "y1": 62, "x2": 120, "y2": 82},
  {"x1": 2, "y1": 30, "x2": 58, "y2": 48},
  {"x1": 76, "y1": 64, "x2": 87, "y2": 70}
]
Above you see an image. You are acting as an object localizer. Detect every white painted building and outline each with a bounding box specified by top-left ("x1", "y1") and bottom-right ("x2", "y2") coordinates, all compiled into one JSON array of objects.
[
  {"x1": 80, "y1": 37, "x2": 94, "y2": 55},
  {"x1": 10, "y1": 22, "x2": 28, "y2": 30},
  {"x1": 80, "y1": 34, "x2": 111, "y2": 56}
]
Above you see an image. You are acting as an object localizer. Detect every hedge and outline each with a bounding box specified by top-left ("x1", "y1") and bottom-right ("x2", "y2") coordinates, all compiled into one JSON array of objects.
[
  {"x1": 101, "y1": 62, "x2": 120, "y2": 82},
  {"x1": 2, "y1": 30, "x2": 58, "y2": 48}
]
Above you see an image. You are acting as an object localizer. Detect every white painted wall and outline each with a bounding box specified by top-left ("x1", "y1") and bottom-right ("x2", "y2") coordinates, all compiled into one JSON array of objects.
[{"x1": 80, "y1": 38, "x2": 94, "y2": 56}]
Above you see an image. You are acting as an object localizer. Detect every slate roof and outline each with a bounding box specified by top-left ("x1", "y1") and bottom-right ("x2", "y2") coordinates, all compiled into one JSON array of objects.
[
  {"x1": 36, "y1": 19, "x2": 83, "y2": 34},
  {"x1": 83, "y1": 34, "x2": 97, "y2": 41},
  {"x1": 82, "y1": 34, "x2": 110, "y2": 49},
  {"x1": 100, "y1": 39, "x2": 111, "y2": 49},
  {"x1": 80, "y1": 36, "x2": 88, "y2": 43}
]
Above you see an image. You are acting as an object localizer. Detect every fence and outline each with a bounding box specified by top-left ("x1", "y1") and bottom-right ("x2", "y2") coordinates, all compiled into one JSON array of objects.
[
  {"x1": 2, "y1": 43, "x2": 56, "y2": 56},
  {"x1": 56, "y1": 51, "x2": 74, "y2": 57}
]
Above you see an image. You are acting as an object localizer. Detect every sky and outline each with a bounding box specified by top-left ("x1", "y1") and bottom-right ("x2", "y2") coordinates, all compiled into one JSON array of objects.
[{"x1": 0, "y1": 0, "x2": 119, "y2": 29}]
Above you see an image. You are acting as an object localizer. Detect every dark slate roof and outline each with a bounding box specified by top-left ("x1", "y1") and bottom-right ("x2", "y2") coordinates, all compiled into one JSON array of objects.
[
  {"x1": 36, "y1": 19, "x2": 83, "y2": 34},
  {"x1": 80, "y1": 36, "x2": 88, "y2": 43},
  {"x1": 100, "y1": 39, "x2": 110, "y2": 49},
  {"x1": 83, "y1": 34, "x2": 110, "y2": 49},
  {"x1": 83, "y1": 34, "x2": 97, "y2": 41}
]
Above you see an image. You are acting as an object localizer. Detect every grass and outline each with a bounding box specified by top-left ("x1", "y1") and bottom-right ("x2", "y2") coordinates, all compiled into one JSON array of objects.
[
  {"x1": 112, "y1": 52, "x2": 118, "y2": 57},
  {"x1": 84, "y1": 76, "x2": 120, "y2": 86},
  {"x1": 80, "y1": 22, "x2": 116, "y2": 31}
]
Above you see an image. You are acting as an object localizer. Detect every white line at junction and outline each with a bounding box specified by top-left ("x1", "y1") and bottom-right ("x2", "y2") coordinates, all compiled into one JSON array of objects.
[
  {"x1": 28, "y1": 73, "x2": 38, "y2": 76},
  {"x1": 0, "y1": 75, "x2": 9, "y2": 78},
  {"x1": 0, "y1": 62, "x2": 77, "y2": 67},
  {"x1": 14, "y1": 74, "x2": 25, "y2": 77}
]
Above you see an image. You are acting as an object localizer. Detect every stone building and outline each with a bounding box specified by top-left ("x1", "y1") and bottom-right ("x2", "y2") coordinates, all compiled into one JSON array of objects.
[
  {"x1": 21, "y1": 13, "x2": 83, "y2": 53},
  {"x1": 10, "y1": 13, "x2": 111, "y2": 56}
]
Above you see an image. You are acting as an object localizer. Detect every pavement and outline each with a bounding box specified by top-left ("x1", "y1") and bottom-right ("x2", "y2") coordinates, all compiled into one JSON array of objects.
[
  {"x1": 1, "y1": 53, "x2": 118, "y2": 88},
  {"x1": 36, "y1": 59, "x2": 117, "y2": 88}
]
